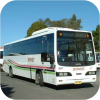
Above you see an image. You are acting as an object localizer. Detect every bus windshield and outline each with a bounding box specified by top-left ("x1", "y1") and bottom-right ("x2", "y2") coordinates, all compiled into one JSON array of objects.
[{"x1": 57, "y1": 31, "x2": 95, "y2": 66}]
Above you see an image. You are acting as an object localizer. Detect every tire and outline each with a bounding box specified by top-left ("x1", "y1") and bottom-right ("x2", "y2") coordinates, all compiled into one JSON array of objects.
[
  {"x1": 39, "y1": 71, "x2": 44, "y2": 86},
  {"x1": 35, "y1": 72, "x2": 39, "y2": 85},
  {"x1": 9, "y1": 67, "x2": 14, "y2": 78}
]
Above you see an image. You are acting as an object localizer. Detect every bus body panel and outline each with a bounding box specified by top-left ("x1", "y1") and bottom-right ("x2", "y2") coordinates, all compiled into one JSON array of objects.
[
  {"x1": 96, "y1": 63, "x2": 100, "y2": 68},
  {"x1": 3, "y1": 54, "x2": 56, "y2": 85},
  {"x1": 0, "y1": 59, "x2": 3, "y2": 65},
  {"x1": 55, "y1": 64, "x2": 96, "y2": 85}
]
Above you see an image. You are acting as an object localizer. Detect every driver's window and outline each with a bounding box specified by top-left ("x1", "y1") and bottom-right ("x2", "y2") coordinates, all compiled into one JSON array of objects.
[{"x1": 41, "y1": 33, "x2": 54, "y2": 62}]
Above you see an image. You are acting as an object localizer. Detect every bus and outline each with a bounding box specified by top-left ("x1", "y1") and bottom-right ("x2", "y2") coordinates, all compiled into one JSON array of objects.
[
  {"x1": 0, "y1": 47, "x2": 4, "y2": 71},
  {"x1": 3, "y1": 27, "x2": 96, "y2": 86},
  {"x1": 95, "y1": 52, "x2": 100, "y2": 68}
]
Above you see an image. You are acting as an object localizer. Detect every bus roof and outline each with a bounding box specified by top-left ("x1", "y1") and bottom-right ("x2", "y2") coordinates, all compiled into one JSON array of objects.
[
  {"x1": 32, "y1": 27, "x2": 90, "y2": 35},
  {"x1": 4, "y1": 27, "x2": 91, "y2": 46}
]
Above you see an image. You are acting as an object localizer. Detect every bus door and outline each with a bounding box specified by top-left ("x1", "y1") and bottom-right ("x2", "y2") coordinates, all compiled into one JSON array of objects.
[
  {"x1": 41, "y1": 34, "x2": 54, "y2": 67},
  {"x1": 41, "y1": 35, "x2": 48, "y2": 82}
]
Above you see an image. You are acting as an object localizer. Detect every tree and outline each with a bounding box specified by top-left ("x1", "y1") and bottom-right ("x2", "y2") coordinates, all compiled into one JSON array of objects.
[
  {"x1": 38, "y1": 18, "x2": 52, "y2": 27},
  {"x1": 26, "y1": 14, "x2": 82, "y2": 37},
  {"x1": 92, "y1": 25, "x2": 100, "y2": 51},
  {"x1": 44, "y1": 18, "x2": 51, "y2": 27},
  {"x1": 26, "y1": 21, "x2": 47, "y2": 37},
  {"x1": 50, "y1": 18, "x2": 67, "y2": 27},
  {"x1": 38, "y1": 18, "x2": 44, "y2": 23},
  {"x1": 67, "y1": 14, "x2": 82, "y2": 29},
  {"x1": 37, "y1": 14, "x2": 82, "y2": 29},
  {"x1": 50, "y1": 14, "x2": 82, "y2": 29}
]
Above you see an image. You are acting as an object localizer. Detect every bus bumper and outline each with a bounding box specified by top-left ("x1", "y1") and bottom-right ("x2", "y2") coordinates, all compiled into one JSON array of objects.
[{"x1": 56, "y1": 76, "x2": 96, "y2": 85}]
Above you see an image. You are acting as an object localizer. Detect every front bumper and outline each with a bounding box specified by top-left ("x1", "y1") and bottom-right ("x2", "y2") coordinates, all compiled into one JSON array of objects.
[{"x1": 56, "y1": 75, "x2": 96, "y2": 85}]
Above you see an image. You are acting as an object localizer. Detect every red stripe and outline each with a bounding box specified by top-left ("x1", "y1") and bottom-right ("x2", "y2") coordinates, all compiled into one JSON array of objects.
[{"x1": 9, "y1": 60, "x2": 54, "y2": 70}]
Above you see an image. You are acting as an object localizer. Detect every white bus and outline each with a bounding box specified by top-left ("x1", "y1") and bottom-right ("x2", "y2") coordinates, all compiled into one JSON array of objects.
[
  {"x1": 3, "y1": 27, "x2": 96, "y2": 86},
  {"x1": 0, "y1": 47, "x2": 4, "y2": 71},
  {"x1": 95, "y1": 52, "x2": 100, "y2": 68}
]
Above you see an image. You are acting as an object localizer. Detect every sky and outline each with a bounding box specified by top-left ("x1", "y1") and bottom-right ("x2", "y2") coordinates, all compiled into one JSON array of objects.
[{"x1": 0, "y1": 0, "x2": 99, "y2": 47}]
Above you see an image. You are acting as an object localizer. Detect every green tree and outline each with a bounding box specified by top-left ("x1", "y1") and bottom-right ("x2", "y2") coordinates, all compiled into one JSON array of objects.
[
  {"x1": 92, "y1": 25, "x2": 100, "y2": 51},
  {"x1": 26, "y1": 21, "x2": 47, "y2": 37},
  {"x1": 50, "y1": 18, "x2": 67, "y2": 27},
  {"x1": 50, "y1": 14, "x2": 82, "y2": 29},
  {"x1": 44, "y1": 18, "x2": 51, "y2": 27},
  {"x1": 37, "y1": 14, "x2": 82, "y2": 29},
  {"x1": 26, "y1": 14, "x2": 82, "y2": 37},
  {"x1": 38, "y1": 18, "x2": 52, "y2": 27},
  {"x1": 67, "y1": 14, "x2": 82, "y2": 29},
  {"x1": 38, "y1": 18, "x2": 44, "y2": 23}
]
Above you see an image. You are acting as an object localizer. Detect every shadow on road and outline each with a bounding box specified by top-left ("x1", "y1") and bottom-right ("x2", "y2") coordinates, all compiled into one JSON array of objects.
[
  {"x1": 12, "y1": 75, "x2": 94, "y2": 90},
  {"x1": 14, "y1": 75, "x2": 35, "y2": 83},
  {"x1": 1, "y1": 83, "x2": 15, "y2": 98},
  {"x1": 44, "y1": 83, "x2": 94, "y2": 90}
]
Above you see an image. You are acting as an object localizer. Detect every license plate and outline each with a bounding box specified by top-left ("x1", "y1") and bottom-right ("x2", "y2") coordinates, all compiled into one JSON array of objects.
[{"x1": 75, "y1": 81, "x2": 82, "y2": 84}]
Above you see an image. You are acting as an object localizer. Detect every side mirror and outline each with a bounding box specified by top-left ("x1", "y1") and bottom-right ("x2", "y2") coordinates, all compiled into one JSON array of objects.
[{"x1": 50, "y1": 56, "x2": 54, "y2": 64}]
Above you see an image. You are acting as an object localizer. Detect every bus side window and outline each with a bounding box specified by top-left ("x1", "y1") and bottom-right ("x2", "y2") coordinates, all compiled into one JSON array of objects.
[
  {"x1": 13, "y1": 43, "x2": 20, "y2": 54},
  {"x1": 19, "y1": 41, "x2": 26, "y2": 55}
]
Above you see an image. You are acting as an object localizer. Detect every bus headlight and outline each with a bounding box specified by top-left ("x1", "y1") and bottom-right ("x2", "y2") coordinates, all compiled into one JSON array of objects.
[
  {"x1": 64, "y1": 72, "x2": 68, "y2": 76},
  {"x1": 56, "y1": 72, "x2": 72, "y2": 76},
  {"x1": 59, "y1": 73, "x2": 63, "y2": 76},
  {"x1": 85, "y1": 71, "x2": 96, "y2": 75},
  {"x1": 89, "y1": 71, "x2": 95, "y2": 75}
]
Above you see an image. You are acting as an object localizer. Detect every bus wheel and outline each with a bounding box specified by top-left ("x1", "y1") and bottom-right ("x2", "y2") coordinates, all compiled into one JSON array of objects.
[
  {"x1": 35, "y1": 72, "x2": 39, "y2": 85},
  {"x1": 9, "y1": 67, "x2": 14, "y2": 78},
  {"x1": 39, "y1": 71, "x2": 44, "y2": 86}
]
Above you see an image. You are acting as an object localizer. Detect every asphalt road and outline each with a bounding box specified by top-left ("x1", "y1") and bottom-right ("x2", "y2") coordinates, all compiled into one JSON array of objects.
[{"x1": 0, "y1": 69, "x2": 100, "y2": 99}]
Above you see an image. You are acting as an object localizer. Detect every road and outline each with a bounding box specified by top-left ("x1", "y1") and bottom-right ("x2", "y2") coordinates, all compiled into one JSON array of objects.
[{"x1": 0, "y1": 69, "x2": 100, "y2": 99}]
